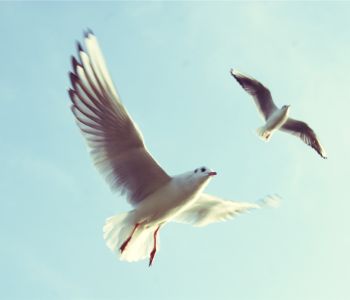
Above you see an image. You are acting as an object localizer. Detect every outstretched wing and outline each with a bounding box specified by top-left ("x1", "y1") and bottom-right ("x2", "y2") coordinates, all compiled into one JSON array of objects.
[
  {"x1": 230, "y1": 69, "x2": 278, "y2": 120},
  {"x1": 68, "y1": 30, "x2": 171, "y2": 205},
  {"x1": 173, "y1": 193, "x2": 262, "y2": 227},
  {"x1": 281, "y1": 118, "x2": 327, "y2": 159}
]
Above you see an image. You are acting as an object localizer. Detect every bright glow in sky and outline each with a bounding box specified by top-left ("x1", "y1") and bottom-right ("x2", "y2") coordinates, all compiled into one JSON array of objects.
[{"x1": 1, "y1": 2, "x2": 350, "y2": 300}]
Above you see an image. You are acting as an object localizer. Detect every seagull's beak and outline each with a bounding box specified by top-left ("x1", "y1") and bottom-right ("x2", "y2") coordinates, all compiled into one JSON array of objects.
[{"x1": 208, "y1": 171, "x2": 217, "y2": 177}]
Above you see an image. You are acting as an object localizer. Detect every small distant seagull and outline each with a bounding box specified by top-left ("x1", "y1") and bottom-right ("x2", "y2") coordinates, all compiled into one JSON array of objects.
[
  {"x1": 230, "y1": 69, "x2": 327, "y2": 159},
  {"x1": 67, "y1": 31, "x2": 279, "y2": 266}
]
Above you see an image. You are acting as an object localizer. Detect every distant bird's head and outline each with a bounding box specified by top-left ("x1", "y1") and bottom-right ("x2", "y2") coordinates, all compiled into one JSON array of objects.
[{"x1": 282, "y1": 105, "x2": 291, "y2": 111}]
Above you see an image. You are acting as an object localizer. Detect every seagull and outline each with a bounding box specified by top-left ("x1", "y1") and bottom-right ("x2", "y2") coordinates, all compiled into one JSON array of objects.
[
  {"x1": 230, "y1": 69, "x2": 327, "y2": 159},
  {"x1": 68, "y1": 30, "x2": 279, "y2": 266}
]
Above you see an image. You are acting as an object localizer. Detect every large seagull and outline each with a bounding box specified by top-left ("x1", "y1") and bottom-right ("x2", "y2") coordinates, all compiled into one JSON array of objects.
[
  {"x1": 230, "y1": 69, "x2": 327, "y2": 159},
  {"x1": 68, "y1": 30, "x2": 279, "y2": 266}
]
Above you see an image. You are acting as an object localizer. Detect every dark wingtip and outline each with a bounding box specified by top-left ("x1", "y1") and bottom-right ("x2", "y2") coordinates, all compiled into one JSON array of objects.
[
  {"x1": 84, "y1": 28, "x2": 94, "y2": 38},
  {"x1": 69, "y1": 72, "x2": 79, "y2": 87},
  {"x1": 69, "y1": 71, "x2": 77, "y2": 80},
  {"x1": 67, "y1": 88, "x2": 75, "y2": 99},
  {"x1": 230, "y1": 68, "x2": 239, "y2": 81},
  {"x1": 76, "y1": 41, "x2": 83, "y2": 53},
  {"x1": 71, "y1": 56, "x2": 80, "y2": 72},
  {"x1": 315, "y1": 148, "x2": 327, "y2": 159}
]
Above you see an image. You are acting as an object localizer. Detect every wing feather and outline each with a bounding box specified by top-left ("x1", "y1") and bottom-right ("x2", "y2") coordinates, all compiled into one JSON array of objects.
[
  {"x1": 69, "y1": 31, "x2": 171, "y2": 205},
  {"x1": 281, "y1": 118, "x2": 327, "y2": 159},
  {"x1": 230, "y1": 69, "x2": 278, "y2": 120},
  {"x1": 173, "y1": 193, "x2": 260, "y2": 227}
]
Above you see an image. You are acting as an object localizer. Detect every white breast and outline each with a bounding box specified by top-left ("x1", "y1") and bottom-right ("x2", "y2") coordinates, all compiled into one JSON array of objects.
[
  {"x1": 133, "y1": 175, "x2": 210, "y2": 227},
  {"x1": 265, "y1": 108, "x2": 290, "y2": 132}
]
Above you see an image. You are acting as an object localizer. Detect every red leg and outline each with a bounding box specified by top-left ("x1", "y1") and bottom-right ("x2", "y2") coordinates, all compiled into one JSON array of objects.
[
  {"x1": 149, "y1": 225, "x2": 161, "y2": 267},
  {"x1": 120, "y1": 223, "x2": 139, "y2": 253}
]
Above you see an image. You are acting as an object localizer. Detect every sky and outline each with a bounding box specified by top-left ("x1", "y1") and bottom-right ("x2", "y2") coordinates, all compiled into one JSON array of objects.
[{"x1": 1, "y1": 1, "x2": 350, "y2": 300}]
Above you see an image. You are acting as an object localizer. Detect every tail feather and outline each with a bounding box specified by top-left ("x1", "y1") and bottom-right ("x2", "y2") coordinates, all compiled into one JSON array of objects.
[
  {"x1": 103, "y1": 212, "x2": 129, "y2": 250},
  {"x1": 103, "y1": 212, "x2": 159, "y2": 262},
  {"x1": 256, "y1": 126, "x2": 271, "y2": 141},
  {"x1": 121, "y1": 228, "x2": 159, "y2": 262}
]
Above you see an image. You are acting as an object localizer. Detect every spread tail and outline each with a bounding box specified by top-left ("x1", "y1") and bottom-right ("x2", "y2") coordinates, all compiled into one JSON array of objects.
[
  {"x1": 256, "y1": 126, "x2": 271, "y2": 141},
  {"x1": 103, "y1": 212, "x2": 160, "y2": 262}
]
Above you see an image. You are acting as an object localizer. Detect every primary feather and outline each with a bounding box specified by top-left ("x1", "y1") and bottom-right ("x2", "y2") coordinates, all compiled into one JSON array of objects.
[{"x1": 69, "y1": 32, "x2": 171, "y2": 206}]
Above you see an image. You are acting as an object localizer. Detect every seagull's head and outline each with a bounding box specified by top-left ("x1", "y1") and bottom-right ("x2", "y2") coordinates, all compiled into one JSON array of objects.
[
  {"x1": 179, "y1": 166, "x2": 217, "y2": 192},
  {"x1": 193, "y1": 166, "x2": 217, "y2": 181},
  {"x1": 179, "y1": 166, "x2": 217, "y2": 188},
  {"x1": 282, "y1": 105, "x2": 291, "y2": 111}
]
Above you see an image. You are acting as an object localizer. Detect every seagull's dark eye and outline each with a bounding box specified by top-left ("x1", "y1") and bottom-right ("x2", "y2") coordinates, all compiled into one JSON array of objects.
[{"x1": 201, "y1": 167, "x2": 206, "y2": 172}]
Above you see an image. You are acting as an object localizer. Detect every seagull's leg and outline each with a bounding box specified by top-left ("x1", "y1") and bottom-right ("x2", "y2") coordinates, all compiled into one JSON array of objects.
[
  {"x1": 120, "y1": 223, "x2": 140, "y2": 253},
  {"x1": 149, "y1": 225, "x2": 161, "y2": 267}
]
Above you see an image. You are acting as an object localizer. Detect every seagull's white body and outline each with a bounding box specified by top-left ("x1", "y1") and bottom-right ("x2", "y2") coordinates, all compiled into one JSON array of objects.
[
  {"x1": 68, "y1": 31, "x2": 279, "y2": 266},
  {"x1": 131, "y1": 172, "x2": 210, "y2": 227},
  {"x1": 231, "y1": 69, "x2": 327, "y2": 158},
  {"x1": 104, "y1": 172, "x2": 214, "y2": 262},
  {"x1": 258, "y1": 106, "x2": 290, "y2": 141}
]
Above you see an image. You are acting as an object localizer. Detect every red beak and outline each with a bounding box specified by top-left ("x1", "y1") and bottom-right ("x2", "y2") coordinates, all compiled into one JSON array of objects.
[{"x1": 208, "y1": 171, "x2": 217, "y2": 176}]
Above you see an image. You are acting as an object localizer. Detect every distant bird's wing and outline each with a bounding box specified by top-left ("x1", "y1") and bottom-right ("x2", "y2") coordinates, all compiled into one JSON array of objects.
[
  {"x1": 68, "y1": 31, "x2": 171, "y2": 205},
  {"x1": 280, "y1": 118, "x2": 327, "y2": 159},
  {"x1": 230, "y1": 69, "x2": 278, "y2": 120},
  {"x1": 173, "y1": 193, "x2": 261, "y2": 227}
]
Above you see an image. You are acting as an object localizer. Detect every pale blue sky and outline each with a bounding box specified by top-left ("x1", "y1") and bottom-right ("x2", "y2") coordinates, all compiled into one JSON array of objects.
[{"x1": 1, "y1": 2, "x2": 350, "y2": 300}]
